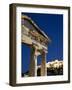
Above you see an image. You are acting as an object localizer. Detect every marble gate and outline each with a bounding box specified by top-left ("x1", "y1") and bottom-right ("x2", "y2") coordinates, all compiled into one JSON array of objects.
[{"x1": 21, "y1": 15, "x2": 51, "y2": 76}]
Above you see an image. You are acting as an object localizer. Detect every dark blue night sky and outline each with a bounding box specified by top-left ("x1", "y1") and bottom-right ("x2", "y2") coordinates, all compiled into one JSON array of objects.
[{"x1": 21, "y1": 13, "x2": 63, "y2": 73}]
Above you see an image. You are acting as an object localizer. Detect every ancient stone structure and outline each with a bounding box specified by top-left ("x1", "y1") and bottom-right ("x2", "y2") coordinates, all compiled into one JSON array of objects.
[{"x1": 21, "y1": 15, "x2": 51, "y2": 76}]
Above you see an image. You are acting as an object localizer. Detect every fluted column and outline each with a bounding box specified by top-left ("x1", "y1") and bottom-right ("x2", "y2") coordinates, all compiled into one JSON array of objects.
[
  {"x1": 29, "y1": 46, "x2": 37, "y2": 76},
  {"x1": 41, "y1": 51, "x2": 47, "y2": 76}
]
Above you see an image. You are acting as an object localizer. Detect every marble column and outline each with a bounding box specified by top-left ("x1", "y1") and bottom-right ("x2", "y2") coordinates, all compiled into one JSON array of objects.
[
  {"x1": 29, "y1": 46, "x2": 37, "y2": 76},
  {"x1": 41, "y1": 51, "x2": 47, "y2": 76}
]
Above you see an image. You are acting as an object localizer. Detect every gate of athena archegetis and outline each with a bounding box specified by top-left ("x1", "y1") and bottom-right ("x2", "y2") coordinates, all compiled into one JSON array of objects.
[{"x1": 21, "y1": 15, "x2": 51, "y2": 76}]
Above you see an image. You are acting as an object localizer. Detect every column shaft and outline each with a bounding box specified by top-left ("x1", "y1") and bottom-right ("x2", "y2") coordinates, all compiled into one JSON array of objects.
[
  {"x1": 41, "y1": 52, "x2": 47, "y2": 76},
  {"x1": 29, "y1": 47, "x2": 37, "y2": 76}
]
